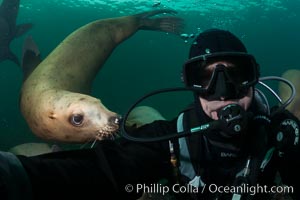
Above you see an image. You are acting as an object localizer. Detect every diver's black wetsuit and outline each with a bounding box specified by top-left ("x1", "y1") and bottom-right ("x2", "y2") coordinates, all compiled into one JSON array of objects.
[
  {"x1": 13, "y1": 118, "x2": 175, "y2": 199},
  {"x1": 17, "y1": 139, "x2": 172, "y2": 200},
  {"x1": 2, "y1": 101, "x2": 300, "y2": 200}
]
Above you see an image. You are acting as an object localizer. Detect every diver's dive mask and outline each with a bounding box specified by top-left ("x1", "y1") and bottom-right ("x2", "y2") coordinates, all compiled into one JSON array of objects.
[{"x1": 182, "y1": 52, "x2": 260, "y2": 100}]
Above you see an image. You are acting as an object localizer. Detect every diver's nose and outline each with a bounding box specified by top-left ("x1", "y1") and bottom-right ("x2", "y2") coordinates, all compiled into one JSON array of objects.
[{"x1": 109, "y1": 115, "x2": 122, "y2": 126}]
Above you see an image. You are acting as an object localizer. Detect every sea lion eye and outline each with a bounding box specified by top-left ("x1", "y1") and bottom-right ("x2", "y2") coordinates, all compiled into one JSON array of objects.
[{"x1": 70, "y1": 114, "x2": 84, "y2": 126}]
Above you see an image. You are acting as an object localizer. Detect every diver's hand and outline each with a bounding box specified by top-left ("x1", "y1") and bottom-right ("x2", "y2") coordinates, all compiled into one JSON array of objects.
[{"x1": 270, "y1": 108, "x2": 299, "y2": 155}]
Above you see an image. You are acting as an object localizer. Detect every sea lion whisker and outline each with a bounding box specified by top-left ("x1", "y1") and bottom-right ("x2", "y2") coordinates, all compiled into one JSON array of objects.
[
  {"x1": 90, "y1": 138, "x2": 98, "y2": 148},
  {"x1": 80, "y1": 136, "x2": 97, "y2": 149},
  {"x1": 79, "y1": 141, "x2": 89, "y2": 149},
  {"x1": 107, "y1": 133, "x2": 115, "y2": 140}
]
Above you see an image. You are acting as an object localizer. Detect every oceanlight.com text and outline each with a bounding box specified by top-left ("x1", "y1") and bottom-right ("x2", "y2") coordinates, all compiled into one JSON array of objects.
[
  {"x1": 124, "y1": 183, "x2": 294, "y2": 196},
  {"x1": 206, "y1": 183, "x2": 293, "y2": 196}
]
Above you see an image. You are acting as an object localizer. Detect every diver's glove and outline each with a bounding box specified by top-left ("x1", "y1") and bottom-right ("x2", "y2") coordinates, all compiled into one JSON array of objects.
[{"x1": 270, "y1": 107, "x2": 299, "y2": 156}]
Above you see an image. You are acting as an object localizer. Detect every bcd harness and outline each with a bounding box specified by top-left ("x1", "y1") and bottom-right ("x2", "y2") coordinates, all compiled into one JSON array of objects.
[{"x1": 169, "y1": 91, "x2": 276, "y2": 199}]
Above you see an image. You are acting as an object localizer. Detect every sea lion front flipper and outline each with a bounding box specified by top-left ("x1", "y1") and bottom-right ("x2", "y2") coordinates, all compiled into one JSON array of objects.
[
  {"x1": 136, "y1": 9, "x2": 185, "y2": 35},
  {"x1": 21, "y1": 36, "x2": 42, "y2": 81}
]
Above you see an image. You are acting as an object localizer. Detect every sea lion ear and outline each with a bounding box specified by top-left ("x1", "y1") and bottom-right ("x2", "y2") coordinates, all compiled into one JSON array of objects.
[{"x1": 48, "y1": 111, "x2": 56, "y2": 120}]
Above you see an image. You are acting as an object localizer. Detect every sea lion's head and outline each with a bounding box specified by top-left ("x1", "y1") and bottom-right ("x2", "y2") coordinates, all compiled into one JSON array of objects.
[{"x1": 41, "y1": 92, "x2": 120, "y2": 142}]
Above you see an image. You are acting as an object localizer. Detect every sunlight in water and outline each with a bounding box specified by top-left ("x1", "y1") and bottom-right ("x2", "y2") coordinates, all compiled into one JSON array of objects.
[{"x1": 22, "y1": 0, "x2": 286, "y2": 13}]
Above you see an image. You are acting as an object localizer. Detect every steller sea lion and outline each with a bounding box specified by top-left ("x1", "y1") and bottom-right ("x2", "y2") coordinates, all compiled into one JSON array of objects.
[{"x1": 20, "y1": 10, "x2": 184, "y2": 143}]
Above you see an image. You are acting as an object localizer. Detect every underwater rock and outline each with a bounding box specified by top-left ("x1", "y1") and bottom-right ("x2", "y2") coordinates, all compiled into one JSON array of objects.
[
  {"x1": 126, "y1": 106, "x2": 166, "y2": 128},
  {"x1": 279, "y1": 69, "x2": 300, "y2": 120},
  {"x1": 8, "y1": 143, "x2": 61, "y2": 156}
]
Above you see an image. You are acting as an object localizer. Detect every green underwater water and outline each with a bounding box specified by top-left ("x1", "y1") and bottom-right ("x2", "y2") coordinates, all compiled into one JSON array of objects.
[{"x1": 0, "y1": 0, "x2": 299, "y2": 150}]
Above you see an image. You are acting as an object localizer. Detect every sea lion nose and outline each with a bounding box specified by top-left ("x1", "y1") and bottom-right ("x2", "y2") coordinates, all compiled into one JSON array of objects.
[{"x1": 109, "y1": 115, "x2": 122, "y2": 126}]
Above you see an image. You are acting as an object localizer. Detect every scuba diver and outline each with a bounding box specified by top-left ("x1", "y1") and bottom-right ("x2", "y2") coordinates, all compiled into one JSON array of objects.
[
  {"x1": 119, "y1": 29, "x2": 300, "y2": 200},
  {"x1": 0, "y1": 29, "x2": 299, "y2": 200}
]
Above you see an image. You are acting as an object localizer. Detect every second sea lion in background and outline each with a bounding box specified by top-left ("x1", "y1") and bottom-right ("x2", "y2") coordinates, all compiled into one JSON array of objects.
[{"x1": 0, "y1": 0, "x2": 32, "y2": 65}]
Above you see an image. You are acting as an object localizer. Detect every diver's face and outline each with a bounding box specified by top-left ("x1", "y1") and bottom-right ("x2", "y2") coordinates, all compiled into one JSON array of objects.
[{"x1": 198, "y1": 61, "x2": 253, "y2": 120}]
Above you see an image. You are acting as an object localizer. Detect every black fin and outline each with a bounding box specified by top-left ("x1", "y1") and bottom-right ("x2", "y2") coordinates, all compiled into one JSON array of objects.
[
  {"x1": 0, "y1": 48, "x2": 20, "y2": 66},
  {"x1": 15, "y1": 23, "x2": 33, "y2": 37},
  {"x1": 21, "y1": 36, "x2": 42, "y2": 81},
  {"x1": 0, "y1": 0, "x2": 32, "y2": 65}
]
